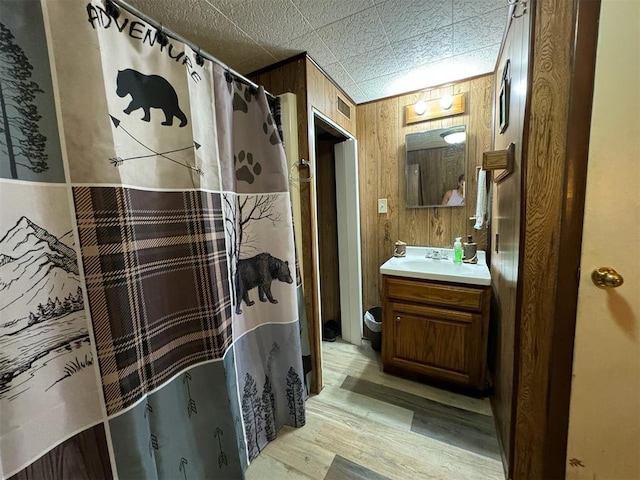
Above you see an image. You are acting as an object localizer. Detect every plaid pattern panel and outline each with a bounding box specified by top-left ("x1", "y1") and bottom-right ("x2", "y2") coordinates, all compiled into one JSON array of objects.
[{"x1": 73, "y1": 187, "x2": 232, "y2": 415}]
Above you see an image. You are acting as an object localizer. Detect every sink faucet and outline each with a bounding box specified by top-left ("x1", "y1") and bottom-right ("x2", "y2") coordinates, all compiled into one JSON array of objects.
[{"x1": 425, "y1": 249, "x2": 448, "y2": 260}]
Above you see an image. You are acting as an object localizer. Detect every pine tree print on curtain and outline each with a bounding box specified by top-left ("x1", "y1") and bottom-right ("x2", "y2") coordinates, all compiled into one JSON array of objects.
[
  {"x1": 0, "y1": 1, "x2": 64, "y2": 182},
  {"x1": 214, "y1": 64, "x2": 306, "y2": 466},
  {"x1": 241, "y1": 372, "x2": 263, "y2": 461},
  {"x1": 262, "y1": 374, "x2": 277, "y2": 442},
  {"x1": 286, "y1": 367, "x2": 306, "y2": 427},
  {"x1": 0, "y1": 0, "x2": 306, "y2": 476}
]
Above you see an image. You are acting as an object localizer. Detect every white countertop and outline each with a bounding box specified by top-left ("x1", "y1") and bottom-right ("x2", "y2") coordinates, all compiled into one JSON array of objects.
[{"x1": 380, "y1": 246, "x2": 491, "y2": 286}]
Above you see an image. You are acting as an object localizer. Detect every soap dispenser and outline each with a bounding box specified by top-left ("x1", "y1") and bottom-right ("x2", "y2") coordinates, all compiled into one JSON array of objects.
[
  {"x1": 463, "y1": 235, "x2": 478, "y2": 264},
  {"x1": 453, "y1": 237, "x2": 463, "y2": 264}
]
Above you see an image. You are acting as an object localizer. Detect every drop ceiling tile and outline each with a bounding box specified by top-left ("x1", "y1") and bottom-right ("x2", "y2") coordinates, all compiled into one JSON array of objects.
[
  {"x1": 453, "y1": 0, "x2": 507, "y2": 23},
  {"x1": 408, "y1": 58, "x2": 464, "y2": 89},
  {"x1": 356, "y1": 69, "x2": 413, "y2": 101},
  {"x1": 327, "y1": 79, "x2": 359, "y2": 101},
  {"x1": 375, "y1": 0, "x2": 453, "y2": 44},
  {"x1": 342, "y1": 84, "x2": 368, "y2": 104},
  {"x1": 357, "y1": 55, "x2": 468, "y2": 102},
  {"x1": 127, "y1": 0, "x2": 203, "y2": 33},
  {"x1": 218, "y1": 48, "x2": 276, "y2": 73},
  {"x1": 126, "y1": 0, "x2": 506, "y2": 105},
  {"x1": 392, "y1": 25, "x2": 453, "y2": 71},
  {"x1": 128, "y1": 0, "x2": 262, "y2": 55},
  {"x1": 207, "y1": 0, "x2": 311, "y2": 47},
  {"x1": 316, "y1": 7, "x2": 389, "y2": 60},
  {"x1": 267, "y1": 31, "x2": 338, "y2": 66},
  {"x1": 322, "y1": 62, "x2": 356, "y2": 88},
  {"x1": 453, "y1": 8, "x2": 506, "y2": 55},
  {"x1": 337, "y1": 45, "x2": 400, "y2": 83},
  {"x1": 233, "y1": 54, "x2": 278, "y2": 75},
  {"x1": 453, "y1": 43, "x2": 500, "y2": 76},
  {"x1": 300, "y1": 33, "x2": 340, "y2": 65},
  {"x1": 291, "y1": 0, "x2": 374, "y2": 29}
]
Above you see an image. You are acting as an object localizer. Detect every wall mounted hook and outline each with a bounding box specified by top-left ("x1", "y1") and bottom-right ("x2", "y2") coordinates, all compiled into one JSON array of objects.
[{"x1": 512, "y1": 0, "x2": 528, "y2": 18}]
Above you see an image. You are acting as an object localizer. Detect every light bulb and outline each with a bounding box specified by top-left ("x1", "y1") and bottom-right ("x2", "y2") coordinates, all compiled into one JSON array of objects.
[
  {"x1": 414, "y1": 100, "x2": 427, "y2": 115},
  {"x1": 440, "y1": 94, "x2": 454, "y2": 110}
]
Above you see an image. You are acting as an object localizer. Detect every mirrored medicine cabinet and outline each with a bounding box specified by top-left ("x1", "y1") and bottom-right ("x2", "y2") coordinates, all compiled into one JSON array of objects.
[{"x1": 405, "y1": 125, "x2": 467, "y2": 208}]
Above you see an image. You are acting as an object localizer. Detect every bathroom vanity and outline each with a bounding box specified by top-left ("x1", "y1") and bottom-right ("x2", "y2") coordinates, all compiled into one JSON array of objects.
[{"x1": 380, "y1": 247, "x2": 491, "y2": 392}]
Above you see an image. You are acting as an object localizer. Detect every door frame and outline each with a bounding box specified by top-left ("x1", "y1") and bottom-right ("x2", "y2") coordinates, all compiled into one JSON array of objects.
[
  {"x1": 308, "y1": 108, "x2": 361, "y2": 388},
  {"x1": 334, "y1": 138, "x2": 364, "y2": 346},
  {"x1": 509, "y1": 0, "x2": 601, "y2": 478},
  {"x1": 539, "y1": 0, "x2": 601, "y2": 477}
]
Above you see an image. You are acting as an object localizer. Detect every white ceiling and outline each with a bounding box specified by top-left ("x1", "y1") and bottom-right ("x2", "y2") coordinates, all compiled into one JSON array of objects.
[{"x1": 124, "y1": 0, "x2": 509, "y2": 104}]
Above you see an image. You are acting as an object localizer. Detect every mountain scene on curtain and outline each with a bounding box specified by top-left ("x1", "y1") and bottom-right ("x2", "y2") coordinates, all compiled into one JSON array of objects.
[
  {"x1": 0, "y1": 0, "x2": 64, "y2": 182},
  {"x1": 0, "y1": 216, "x2": 92, "y2": 401}
]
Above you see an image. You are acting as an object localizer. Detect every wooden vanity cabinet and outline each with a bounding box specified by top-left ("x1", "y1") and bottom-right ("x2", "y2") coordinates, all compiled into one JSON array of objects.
[{"x1": 381, "y1": 275, "x2": 491, "y2": 391}]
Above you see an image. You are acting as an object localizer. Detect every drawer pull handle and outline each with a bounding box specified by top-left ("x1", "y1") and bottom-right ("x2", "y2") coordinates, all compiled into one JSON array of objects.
[{"x1": 396, "y1": 316, "x2": 401, "y2": 322}]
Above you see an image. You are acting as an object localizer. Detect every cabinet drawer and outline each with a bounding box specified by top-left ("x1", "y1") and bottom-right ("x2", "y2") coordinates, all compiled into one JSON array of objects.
[{"x1": 385, "y1": 276, "x2": 487, "y2": 312}]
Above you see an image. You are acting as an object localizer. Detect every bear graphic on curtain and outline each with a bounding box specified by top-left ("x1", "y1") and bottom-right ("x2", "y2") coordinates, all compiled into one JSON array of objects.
[
  {"x1": 116, "y1": 68, "x2": 188, "y2": 127},
  {"x1": 0, "y1": 1, "x2": 307, "y2": 478}
]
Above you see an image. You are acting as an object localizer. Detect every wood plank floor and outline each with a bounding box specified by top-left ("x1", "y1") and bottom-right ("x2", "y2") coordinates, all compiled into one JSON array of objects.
[{"x1": 246, "y1": 340, "x2": 505, "y2": 480}]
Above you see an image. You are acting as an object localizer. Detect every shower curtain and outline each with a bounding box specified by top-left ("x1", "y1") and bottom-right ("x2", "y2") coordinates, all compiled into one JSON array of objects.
[{"x1": 0, "y1": 0, "x2": 307, "y2": 478}]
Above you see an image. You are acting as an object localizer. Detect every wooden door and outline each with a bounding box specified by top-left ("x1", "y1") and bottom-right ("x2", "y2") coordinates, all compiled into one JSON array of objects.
[{"x1": 565, "y1": 1, "x2": 640, "y2": 478}]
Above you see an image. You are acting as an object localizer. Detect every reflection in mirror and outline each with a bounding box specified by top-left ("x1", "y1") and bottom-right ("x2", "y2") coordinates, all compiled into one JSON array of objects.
[{"x1": 405, "y1": 125, "x2": 466, "y2": 208}]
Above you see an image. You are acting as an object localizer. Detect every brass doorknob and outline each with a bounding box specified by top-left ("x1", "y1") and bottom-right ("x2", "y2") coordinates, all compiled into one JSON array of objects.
[{"x1": 591, "y1": 267, "x2": 624, "y2": 288}]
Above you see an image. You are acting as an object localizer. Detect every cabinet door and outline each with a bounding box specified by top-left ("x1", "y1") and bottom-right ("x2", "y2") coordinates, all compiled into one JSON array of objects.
[{"x1": 386, "y1": 302, "x2": 483, "y2": 386}]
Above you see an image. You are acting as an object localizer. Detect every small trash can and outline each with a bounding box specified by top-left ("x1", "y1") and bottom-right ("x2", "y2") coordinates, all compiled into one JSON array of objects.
[{"x1": 364, "y1": 307, "x2": 383, "y2": 352}]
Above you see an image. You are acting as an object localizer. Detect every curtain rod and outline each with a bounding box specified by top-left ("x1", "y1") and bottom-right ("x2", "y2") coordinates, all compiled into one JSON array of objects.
[{"x1": 107, "y1": 0, "x2": 275, "y2": 100}]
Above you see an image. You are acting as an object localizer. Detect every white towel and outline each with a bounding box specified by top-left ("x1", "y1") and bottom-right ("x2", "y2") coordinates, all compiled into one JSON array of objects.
[
  {"x1": 474, "y1": 169, "x2": 487, "y2": 230},
  {"x1": 486, "y1": 180, "x2": 493, "y2": 227}
]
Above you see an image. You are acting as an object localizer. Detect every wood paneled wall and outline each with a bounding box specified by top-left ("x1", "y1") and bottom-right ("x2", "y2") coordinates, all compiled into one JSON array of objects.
[
  {"x1": 513, "y1": 0, "x2": 583, "y2": 477},
  {"x1": 306, "y1": 60, "x2": 356, "y2": 136},
  {"x1": 488, "y1": 7, "x2": 531, "y2": 475},
  {"x1": 356, "y1": 75, "x2": 493, "y2": 313},
  {"x1": 303, "y1": 59, "x2": 356, "y2": 357},
  {"x1": 489, "y1": 1, "x2": 599, "y2": 477}
]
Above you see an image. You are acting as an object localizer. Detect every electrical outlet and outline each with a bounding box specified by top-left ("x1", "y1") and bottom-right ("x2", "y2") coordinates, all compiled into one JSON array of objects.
[{"x1": 378, "y1": 198, "x2": 388, "y2": 214}]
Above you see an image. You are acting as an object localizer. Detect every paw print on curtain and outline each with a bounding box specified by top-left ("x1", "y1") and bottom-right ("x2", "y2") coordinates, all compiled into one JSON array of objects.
[
  {"x1": 262, "y1": 112, "x2": 281, "y2": 146},
  {"x1": 213, "y1": 64, "x2": 288, "y2": 194},
  {"x1": 231, "y1": 81, "x2": 281, "y2": 147},
  {"x1": 234, "y1": 151, "x2": 261, "y2": 185}
]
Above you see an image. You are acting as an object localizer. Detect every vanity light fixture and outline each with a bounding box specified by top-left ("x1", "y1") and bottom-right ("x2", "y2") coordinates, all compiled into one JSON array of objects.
[{"x1": 405, "y1": 92, "x2": 466, "y2": 125}]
